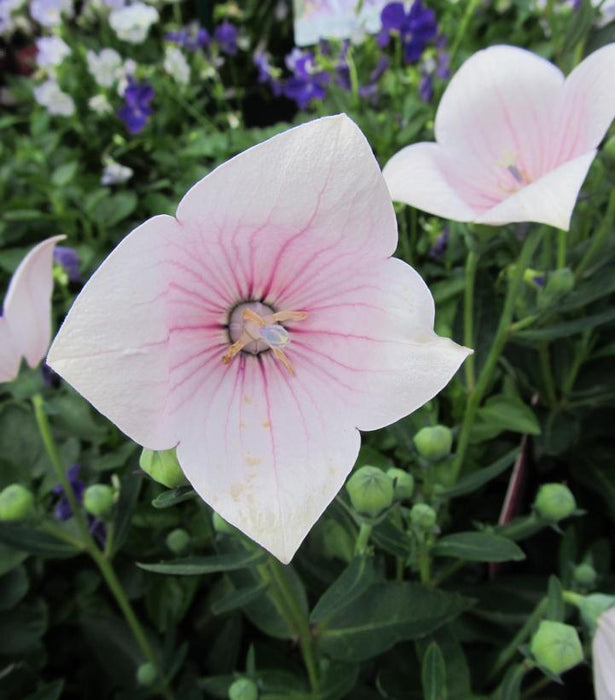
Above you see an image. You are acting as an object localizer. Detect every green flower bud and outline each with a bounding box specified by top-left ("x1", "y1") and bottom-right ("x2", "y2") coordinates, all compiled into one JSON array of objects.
[
  {"x1": 166, "y1": 528, "x2": 191, "y2": 554},
  {"x1": 139, "y1": 448, "x2": 187, "y2": 489},
  {"x1": 413, "y1": 425, "x2": 453, "y2": 461},
  {"x1": 345, "y1": 466, "x2": 394, "y2": 518},
  {"x1": 534, "y1": 483, "x2": 576, "y2": 521},
  {"x1": 386, "y1": 468, "x2": 414, "y2": 500},
  {"x1": 213, "y1": 511, "x2": 236, "y2": 535},
  {"x1": 228, "y1": 678, "x2": 258, "y2": 700},
  {"x1": 83, "y1": 484, "x2": 114, "y2": 518},
  {"x1": 410, "y1": 503, "x2": 437, "y2": 531},
  {"x1": 0, "y1": 484, "x2": 35, "y2": 521},
  {"x1": 530, "y1": 620, "x2": 583, "y2": 675},
  {"x1": 578, "y1": 593, "x2": 615, "y2": 632},
  {"x1": 573, "y1": 563, "x2": 597, "y2": 588},
  {"x1": 538, "y1": 268, "x2": 575, "y2": 310},
  {"x1": 136, "y1": 661, "x2": 157, "y2": 687},
  {"x1": 320, "y1": 519, "x2": 354, "y2": 563}
]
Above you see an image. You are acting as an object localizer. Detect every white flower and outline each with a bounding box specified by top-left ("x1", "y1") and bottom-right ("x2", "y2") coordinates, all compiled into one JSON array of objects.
[
  {"x1": 1, "y1": 0, "x2": 27, "y2": 36},
  {"x1": 29, "y1": 0, "x2": 72, "y2": 27},
  {"x1": 36, "y1": 36, "x2": 71, "y2": 68},
  {"x1": 86, "y1": 48, "x2": 122, "y2": 87},
  {"x1": 33, "y1": 79, "x2": 75, "y2": 116},
  {"x1": 163, "y1": 46, "x2": 189, "y2": 85},
  {"x1": 88, "y1": 94, "x2": 112, "y2": 114},
  {"x1": 594, "y1": 605, "x2": 615, "y2": 700},
  {"x1": 116, "y1": 58, "x2": 137, "y2": 96},
  {"x1": 101, "y1": 159, "x2": 134, "y2": 186},
  {"x1": 109, "y1": 2, "x2": 158, "y2": 43}
]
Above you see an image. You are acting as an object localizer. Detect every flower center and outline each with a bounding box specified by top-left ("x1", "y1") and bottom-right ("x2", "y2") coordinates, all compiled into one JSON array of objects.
[
  {"x1": 223, "y1": 301, "x2": 307, "y2": 375},
  {"x1": 497, "y1": 150, "x2": 532, "y2": 193}
]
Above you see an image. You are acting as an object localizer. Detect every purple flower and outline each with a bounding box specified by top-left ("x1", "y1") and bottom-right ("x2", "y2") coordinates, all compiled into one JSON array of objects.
[
  {"x1": 53, "y1": 464, "x2": 84, "y2": 521},
  {"x1": 429, "y1": 228, "x2": 449, "y2": 260},
  {"x1": 118, "y1": 78, "x2": 154, "y2": 134},
  {"x1": 53, "y1": 245, "x2": 80, "y2": 283},
  {"x1": 359, "y1": 55, "x2": 390, "y2": 100},
  {"x1": 166, "y1": 25, "x2": 210, "y2": 51},
  {"x1": 282, "y1": 48, "x2": 330, "y2": 109},
  {"x1": 253, "y1": 51, "x2": 282, "y2": 96},
  {"x1": 214, "y1": 21, "x2": 238, "y2": 55},
  {"x1": 419, "y1": 73, "x2": 433, "y2": 102},
  {"x1": 378, "y1": 0, "x2": 437, "y2": 64}
]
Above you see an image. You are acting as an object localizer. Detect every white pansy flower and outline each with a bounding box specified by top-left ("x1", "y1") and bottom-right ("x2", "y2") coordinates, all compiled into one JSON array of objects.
[
  {"x1": 101, "y1": 159, "x2": 134, "y2": 186},
  {"x1": 29, "y1": 0, "x2": 72, "y2": 27},
  {"x1": 109, "y1": 2, "x2": 158, "y2": 43},
  {"x1": 36, "y1": 36, "x2": 71, "y2": 68},
  {"x1": 163, "y1": 46, "x2": 189, "y2": 85},
  {"x1": 86, "y1": 48, "x2": 122, "y2": 87},
  {"x1": 88, "y1": 94, "x2": 112, "y2": 114},
  {"x1": 33, "y1": 79, "x2": 75, "y2": 116}
]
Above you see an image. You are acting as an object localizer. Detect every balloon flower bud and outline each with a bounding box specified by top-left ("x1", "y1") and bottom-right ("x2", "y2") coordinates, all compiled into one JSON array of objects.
[
  {"x1": 139, "y1": 447, "x2": 188, "y2": 489},
  {"x1": 534, "y1": 483, "x2": 576, "y2": 521},
  {"x1": 166, "y1": 528, "x2": 191, "y2": 555},
  {"x1": 0, "y1": 484, "x2": 35, "y2": 521},
  {"x1": 345, "y1": 466, "x2": 394, "y2": 518},
  {"x1": 212, "y1": 511, "x2": 236, "y2": 535},
  {"x1": 410, "y1": 503, "x2": 437, "y2": 531},
  {"x1": 538, "y1": 268, "x2": 575, "y2": 310},
  {"x1": 136, "y1": 662, "x2": 157, "y2": 687},
  {"x1": 83, "y1": 484, "x2": 114, "y2": 518},
  {"x1": 386, "y1": 468, "x2": 414, "y2": 501},
  {"x1": 578, "y1": 594, "x2": 615, "y2": 633},
  {"x1": 413, "y1": 425, "x2": 453, "y2": 461},
  {"x1": 573, "y1": 563, "x2": 597, "y2": 588},
  {"x1": 530, "y1": 620, "x2": 583, "y2": 675},
  {"x1": 228, "y1": 678, "x2": 259, "y2": 700}
]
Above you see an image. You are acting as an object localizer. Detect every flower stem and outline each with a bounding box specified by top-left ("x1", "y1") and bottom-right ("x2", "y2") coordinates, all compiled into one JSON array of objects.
[
  {"x1": 539, "y1": 342, "x2": 558, "y2": 407},
  {"x1": 556, "y1": 228, "x2": 567, "y2": 269},
  {"x1": 451, "y1": 228, "x2": 542, "y2": 482},
  {"x1": 355, "y1": 522, "x2": 373, "y2": 555},
  {"x1": 32, "y1": 394, "x2": 172, "y2": 698},
  {"x1": 449, "y1": 0, "x2": 482, "y2": 65},
  {"x1": 265, "y1": 558, "x2": 320, "y2": 692},
  {"x1": 575, "y1": 188, "x2": 615, "y2": 281},
  {"x1": 463, "y1": 249, "x2": 478, "y2": 392}
]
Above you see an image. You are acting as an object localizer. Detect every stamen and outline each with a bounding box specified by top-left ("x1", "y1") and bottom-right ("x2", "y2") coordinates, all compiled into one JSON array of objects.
[
  {"x1": 242, "y1": 308, "x2": 266, "y2": 327},
  {"x1": 272, "y1": 347, "x2": 295, "y2": 375},
  {"x1": 222, "y1": 339, "x2": 248, "y2": 364}
]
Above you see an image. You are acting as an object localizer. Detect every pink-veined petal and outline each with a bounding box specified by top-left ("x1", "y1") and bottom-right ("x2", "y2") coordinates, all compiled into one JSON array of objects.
[
  {"x1": 288, "y1": 257, "x2": 471, "y2": 431},
  {"x1": 476, "y1": 150, "x2": 596, "y2": 230},
  {"x1": 3, "y1": 235, "x2": 64, "y2": 369},
  {"x1": 554, "y1": 43, "x2": 615, "y2": 168},
  {"x1": 435, "y1": 45, "x2": 564, "y2": 183},
  {"x1": 175, "y1": 114, "x2": 398, "y2": 302},
  {"x1": 593, "y1": 607, "x2": 615, "y2": 700},
  {"x1": 0, "y1": 318, "x2": 21, "y2": 383},
  {"x1": 175, "y1": 354, "x2": 361, "y2": 563},
  {"x1": 47, "y1": 216, "x2": 178, "y2": 449}
]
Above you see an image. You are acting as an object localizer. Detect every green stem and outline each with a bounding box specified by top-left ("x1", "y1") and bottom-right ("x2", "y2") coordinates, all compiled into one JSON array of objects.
[
  {"x1": 489, "y1": 598, "x2": 547, "y2": 681},
  {"x1": 32, "y1": 395, "x2": 171, "y2": 697},
  {"x1": 266, "y1": 558, "x2": 320, "y2": 692},
  {"x1": 539, "y1": 343, "x2": 558, "y2": 407},
  {"x1": 355, "y1": 522, "x2": 373, "y2": 555},
  {"x1": 562, "y1": 590, "x2": 584, "y2": 607},
  {"x1": 417, "y1": 539, "x2": 431, "y2": 585},
  {"x1": 464, "y1": 249, "x2": 478, "y2": 392},
  {"x1": 556, "y1": 228, "x2": 567, "y2": 269},
  {"x1": 576, "y1": 188, "x2": 615, "y2": 281},
  {"x1": 451, "y1": 228, "x2": 542, "y2": 482},
  {"x1": 345, "y1": 47, "x2": 360, "y2": 107},
  {"x1": 449, "y1": 0, "x2": 482, "y2": 64}
]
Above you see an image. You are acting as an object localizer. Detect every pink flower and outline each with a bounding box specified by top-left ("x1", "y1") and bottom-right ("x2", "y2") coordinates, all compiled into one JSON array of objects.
[
  {"x1": 383, "y1": 44, "x2": 615, "y2": 230},
  {"x1": 593, "y1": 605, "x2": 615, "y2": 700},
  {"x1": 47, "y1": 116, "x2": 470, "y2": 562},
  {"x1": 0, "y1": 236, "x2": 64, "y2": 382}
]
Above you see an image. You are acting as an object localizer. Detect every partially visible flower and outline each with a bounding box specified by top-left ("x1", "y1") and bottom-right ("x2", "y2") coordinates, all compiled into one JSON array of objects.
[
  {"x1": 109, "y1": 2, "x2": 158, "y2": 43},
  {"x1": 53, "y1": 463, "x2": 84, "y2": 520},
  {"x1": 30, "y1": 0, "x2": 72, "y2": 26},
  {"x1": 117, "y1": 78, "x2": 154, "y2": 134},
  {"x1": 378, "y1": 1, "x2": 437, "y2": 64},
  {"x1": 47, "y1": 115, "x2": 471, "y2": 563},
  {"x1": 214, "y1": 21, "x2": 238, "y2": 55},
  {"x1": 419, "y1": 46, "x2": 450, "y2": 103},
  {"x1": 116, "y1": 58, "x2": 136, "y2": 96},
  {"x1": 359, "y1": 55, "x2": 390, "y2": 100},
  {"x1": 253, "y1": 50, "x2": 282, "y2": 96},
  {"x1": 166, "y1": 23, "x2": 210, "y2": 51},
  {"x1": 429, "y1": 228, "x2": 449, "y2": 260},
  {"x1": 0, "y1": 236, "x2": 63, "y2": 383},
  {"x1": 593, "y1": 605, "x2": 615, "y2": 700},
  {"x1": 101, "y1": 159, "x2": 134, "y2": 185},
  {"x1": 53, "y1": 245, "x2": 80, "y2": 283},
  {"x1": 383, "y1": 44, "x2": 615, "y2": 230},
  {"x1": 35, "y1": 35, "x2": 70, "y2": 68},
  {"x1": 34, "y1": 79, "x2": 75, "y2": 116},
  {"x1": 1, "y1": 0, "x2": 26, "y2": 36},
  {"x1": 86, "y1": 47, "x2": 122, "y2": 87},
  {"x1": 88, "y1": 93, "x2": 112, "y2": 114},
  {"x1": 163, "y1": 46, "x2": 190, "y2": 85},
  {"x1": 283, "y1": 48, "x2": 330, "y2": 108}
]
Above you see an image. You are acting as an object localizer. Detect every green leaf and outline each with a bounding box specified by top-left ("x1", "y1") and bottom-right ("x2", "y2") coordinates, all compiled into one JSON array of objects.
[
  {"x1": 211, "y1": 580, "x2": 268, "y2": 615},
  {"x1": 515, "y1": 308, "x2": 615, "y2": 341},
  {"x1": 92, "y1": 191, "x2": 138, "y2": 227},
  {"x1": 24, "y1": 679, "x2": 64, "y2": 700},
  {"x1": 151, "y1": 485, "x2": 197, "y2": 509},
  {"x1": 137, "y1": 549, "x2": 266, "y2": 575},
  {"x1": 472, "y1": 394, "x2": 540, "y2": 442},
  {"x1": 317, "y1": 582, "x2": 474, "y2": 662},
  {"x1": 546, "y1": 576, "x2": 564, "y2": 622},
  {"x1": 0, "y1": 565, "x2": 29, "y2": 610},
  {"x1": 0, "y1": 543, "x2": 27, "y2": 576},
  {"x1": 495, "y1": 664, "x2": 524, "y2": 700},
  {"x1": 310, "y1": 556, "x2": 380, "y2": 624},
  {"x1": 438, "y1": 448, "x2": 519, "y2": 499},
  {"x1": 432, "y1": 533, "x2": 526, "y2": 563},
  {"x1": 0, "y1": 524, "x2": 81, "y2": 558},
  {"x1": 316, "y1": 661, "x2": 359, "y2": 700},
  {"x1": 421, "y1": 641, "x2": 447, "y2": 700},
  {"x1": 51, "y1": 161, "x2": 78, "y2": 187},
  {"x1": 371, "y1": 518, "x2": 413, "y2": 558},
  {"x1": 0, "y1": 598, "x2": 47, "y2": 654},
  {"x1": 111, "y1": 472, "x2": 141, "y2": 556}
]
